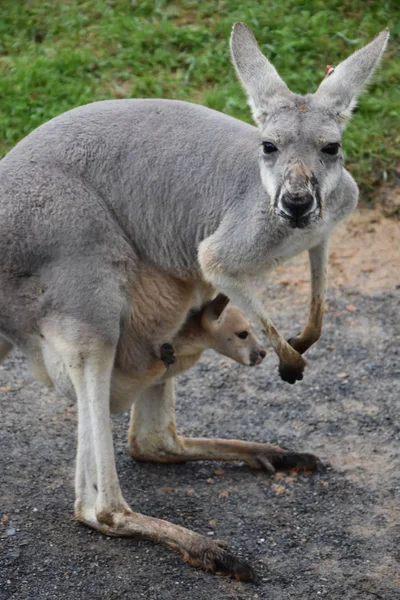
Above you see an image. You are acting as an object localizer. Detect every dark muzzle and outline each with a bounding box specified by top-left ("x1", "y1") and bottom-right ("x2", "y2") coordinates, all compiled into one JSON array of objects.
[{"x1": 281, "y1": 192, "x2": 315, "y2": 220}]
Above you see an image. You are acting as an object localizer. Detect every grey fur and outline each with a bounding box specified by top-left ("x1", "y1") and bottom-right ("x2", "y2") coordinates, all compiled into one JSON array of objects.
[
  {"x1": 0, "y1": 24, "x2": 389, "y2": 576},
  {"x1": 0, "y1": 99, "x2": 260, "y2": 341},
  {"x1": 0, "y1": 24, "x2": 390, "y2": 374}
]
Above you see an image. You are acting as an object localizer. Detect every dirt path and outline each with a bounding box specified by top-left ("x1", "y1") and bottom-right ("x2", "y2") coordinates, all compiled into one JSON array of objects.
[{"x1": 1, "y1": 210, "x2": 399, "y2": 600}]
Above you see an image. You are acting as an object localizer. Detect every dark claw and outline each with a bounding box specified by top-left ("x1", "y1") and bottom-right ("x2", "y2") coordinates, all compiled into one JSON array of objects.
[
  {"x1": 288, "y1": 332, "x2": 318, "y2": 356},
  {"x1": 208, "y1": 547, "x2": 256, "y2": 582},
  {"x1": 287, "y1": 333, "x2": 301, "y2": 352},
  {"x1": 271, "y1": 451, "x2": 322, "y2": 472},
  {"x1": 185, "y1": 539, "x2": 256, "y2": 582},
  {"x1": 287, "y1": 332, "x2": 302, "y2": 347},
  {"x1": 159, "y1": 343, "x2": 176, "y2": 368},
  {"x1": 288, "y1": 332, "x2": 309, "y2": 355}
]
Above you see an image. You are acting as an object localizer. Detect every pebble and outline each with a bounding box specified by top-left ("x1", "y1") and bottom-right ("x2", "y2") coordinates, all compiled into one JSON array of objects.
[{"x1": 6, "y1": 528, "x2": 16, "y2": 536}]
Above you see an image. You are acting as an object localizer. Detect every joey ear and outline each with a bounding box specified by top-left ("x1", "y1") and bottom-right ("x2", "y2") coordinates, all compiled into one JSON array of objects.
[
  {"x1": 315, "y1": 29, "x2": 389, "y2": 126},
  {"x1": 202, "y1": 294, "x2": 230, "y2": 323},
  {"x1": 230, "y1": 22, "x2": 291, "y2": 125}
]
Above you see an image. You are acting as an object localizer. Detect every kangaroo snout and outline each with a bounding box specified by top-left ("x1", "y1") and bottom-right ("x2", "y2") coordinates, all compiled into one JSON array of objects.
[
  {"x1": 250, "y1": 348, "x2": 266, "y2": 366},
  {"x1": 275, "y1": 161, "x2": 319, "y2": 228},
  {"x1": 280, "y1": 192, "x2": 316, "y2": 221}
]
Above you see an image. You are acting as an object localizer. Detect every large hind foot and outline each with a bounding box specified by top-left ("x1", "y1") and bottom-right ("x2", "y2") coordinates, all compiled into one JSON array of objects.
[
  {"x1": 131, "y1": 433, "x2": 321, "y2": 475},
  {"x1": 129, "y1": 381, "x2": 320, "y2": 474},
  {"x1": 183, "y1": 537, "x2": 255, "y2": 581},
  {"x1": 75, "y1": 506, "x2": 255, "y2": 581},
  {"x1": 244, "y1": 445, "x2": 321, "y2": 473}
]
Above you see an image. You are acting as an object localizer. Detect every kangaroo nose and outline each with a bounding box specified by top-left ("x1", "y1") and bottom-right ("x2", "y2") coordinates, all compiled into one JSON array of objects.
[
  {"x1": 250, "y1": 348, "x2": 267, "y2": 366},
  {"x1": 281, "y1": 193, "x2": 314, "y2": 219}
]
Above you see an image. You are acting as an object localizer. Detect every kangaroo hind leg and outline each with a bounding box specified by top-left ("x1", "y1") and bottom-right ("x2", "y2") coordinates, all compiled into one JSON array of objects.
[
  {"x1": 44, "y1": 317, "x2": 252, "y2": 580},
  {"x1": 129, "y1": 379, "x2": 320, "y2": 473}
]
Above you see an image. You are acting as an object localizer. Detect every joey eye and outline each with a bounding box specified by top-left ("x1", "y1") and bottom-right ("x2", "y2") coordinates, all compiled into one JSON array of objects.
[
  {"x1": 262, "y1": 141, "x2": 278, "y2": 155},
  {"x1": 322, "y1": 143, "x2": 340, "y2": 156},
  {"x1": 236, "y1": 331, "x2": 249, "y2": 340}
]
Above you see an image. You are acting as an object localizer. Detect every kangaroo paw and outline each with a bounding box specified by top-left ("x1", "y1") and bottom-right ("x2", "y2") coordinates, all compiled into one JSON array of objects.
[
  {"x1": 159, "y1": 343, "x2": 176, "y2": 368},
  {"x1": 278, "y1": 351, "x2": 306, "y2": 384}
]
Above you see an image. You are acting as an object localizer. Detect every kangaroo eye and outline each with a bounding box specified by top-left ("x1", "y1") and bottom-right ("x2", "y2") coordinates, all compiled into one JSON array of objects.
[
  {"x1": 322, "y1": 143, "x2": 340, "y2": 156},
  {"x1": 262, "y1": 141, "x2": 278, "y2": 155},
  {"x1": 236, "y1": 331, "x2": 249, "y2": 340}
]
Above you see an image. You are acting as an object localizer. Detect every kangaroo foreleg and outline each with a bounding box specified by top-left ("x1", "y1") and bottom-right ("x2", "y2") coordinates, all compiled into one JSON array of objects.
[
  {"x1": 198, "y1": 242, "x2": 305, "y2": 383},
  {"x1": 129, "y1": 380, "x2": 319, "y2": 472},
  {"x1": 288, "y1": 239, "x2": 329, "y2": 355}
]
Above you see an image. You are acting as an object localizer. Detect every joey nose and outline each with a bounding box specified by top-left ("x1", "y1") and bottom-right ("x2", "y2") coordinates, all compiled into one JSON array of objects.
[
  {"x1": 250, "y1": 348, "x2": 266, "y2": 366},
  {"x1": 281, "y1": 193, "x2": 314, "y2": 219}
]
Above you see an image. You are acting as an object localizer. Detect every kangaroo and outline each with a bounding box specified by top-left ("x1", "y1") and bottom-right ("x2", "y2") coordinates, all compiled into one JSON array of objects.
[
  {"x1": 126, "y1": 290, "x2": 268, "y2": 463},
  {"x1": 165, "y1": 294, "x2": 267, "y2": 374},
  {"x1": 0, "y1": 24, "x2": 388, "y2": 579},
  {"x1": 158, "y1": 293, "x2": 267, "y2": 379},
  {"x1": 107, "y1": 287, "x2": 266, "y2": 414}
]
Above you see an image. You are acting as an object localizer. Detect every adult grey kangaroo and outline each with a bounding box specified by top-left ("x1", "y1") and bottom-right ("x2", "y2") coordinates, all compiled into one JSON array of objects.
[{"x1": 0, "y1": 24, "x2": 388, "y2": 579}]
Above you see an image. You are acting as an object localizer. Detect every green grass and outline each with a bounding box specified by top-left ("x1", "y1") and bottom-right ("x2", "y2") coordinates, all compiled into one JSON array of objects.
[{"x1": 1, "y1": 0, "x2": 399, "y2": 200}]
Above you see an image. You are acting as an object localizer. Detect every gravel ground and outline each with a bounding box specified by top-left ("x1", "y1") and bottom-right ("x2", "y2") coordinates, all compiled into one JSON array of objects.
[{"x1": 1, "y1": 213, "x2": 399, "y2": 600}]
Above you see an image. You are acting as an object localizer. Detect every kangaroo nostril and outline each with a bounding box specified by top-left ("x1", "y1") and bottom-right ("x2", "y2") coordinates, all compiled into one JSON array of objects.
[
  {"x1": 260, "y1": 350, "x2": 266, "y2": 359},
  {"x1": 281, "y1": 193, "x2": 314, "y2": 218}
]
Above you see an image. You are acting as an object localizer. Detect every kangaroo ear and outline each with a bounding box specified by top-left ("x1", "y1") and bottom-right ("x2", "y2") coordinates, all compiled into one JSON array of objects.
[
  {"x1": 203, "y1": 294, "x2": 230, "y2": 323},
  {"x1": 316, "y1": 29, "x2": 389, "y2": 126},
  {"x1": 230, "y1": 22, "x2": 291, "y2": 125}
]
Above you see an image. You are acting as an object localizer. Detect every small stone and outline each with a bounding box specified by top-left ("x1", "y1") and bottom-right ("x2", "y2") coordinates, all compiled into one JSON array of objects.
[
  {"x1": 218, "y1": 490, "x2": 230, "y2": 499},
  {"x1": 212, "y1": 468, "x2": 225, "y2": 476},
  {"x1": 6, "y1": 528, "x2": 16, "y2": 536},
  {"x1": 345, "y1": 304, "x2": 356, "y2": 312}
]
